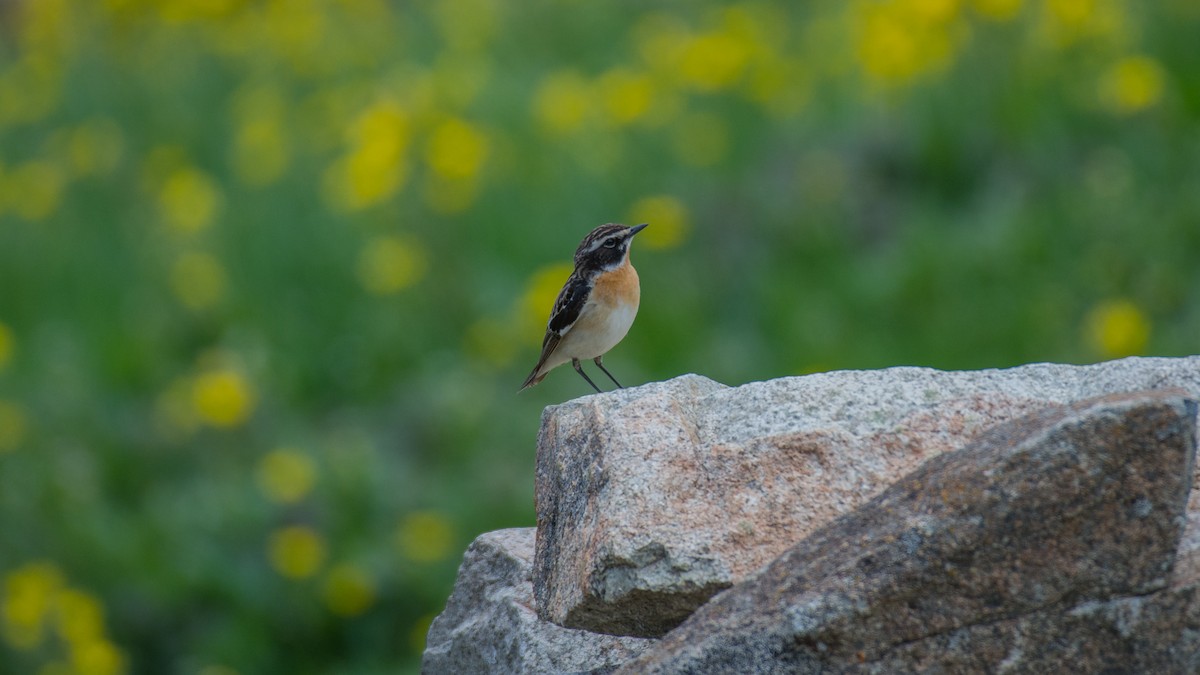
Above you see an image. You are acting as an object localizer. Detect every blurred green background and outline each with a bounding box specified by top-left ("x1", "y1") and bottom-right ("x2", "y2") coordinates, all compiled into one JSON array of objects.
[{"x1": 0, "y1": 0, "x2": 1197, "y2": 672}]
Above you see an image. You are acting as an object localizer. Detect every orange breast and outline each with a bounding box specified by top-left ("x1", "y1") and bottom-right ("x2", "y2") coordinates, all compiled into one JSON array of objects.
[{"x1": 591, "y1": 262, "x2": 640, "y2": 307}]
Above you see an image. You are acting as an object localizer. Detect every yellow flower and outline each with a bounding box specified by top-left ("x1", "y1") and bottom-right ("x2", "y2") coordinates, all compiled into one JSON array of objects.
[
  {"x1": 856, "y1": 6, "x2": 922, "y2": 85},
  {"x1": 423, "y1": 176, "x2": 480, "y2": 215},
  {"x1": 854, "y1": 0, "x2": 963, "y2": 88},
  {"x1": 671, "y1": 112, "x2": 728, "y2": 167},
  {"x1": 352, "y1": 98, "x2": 411, "y2": 159},
  {"x1": 971, "y1": 0, "x2": 1022, "y2": 21},
  {"x1": 909, "y1": 0, "x2": 962, "y2": 23},
  {"x1": 140, "y1": 145, "x2": 186, "y2": 189},
  {"x1": 425, "y1": 118, "x2": 489, "y2": 180},
  {"x1": 519, "y1": 262, "x2": 574, "y2": 340},
  {"x1": 0, "y1": 57, "x2": 61, "y2": 127},
  {"x1": 357, "y1": 235, "x2": 429, "y2": 295},
  {"x1": 231, "y1": 88, "x2": 290, "y2": 187},
  {"x1": 169, "y1": 252, "x2": 227, "y2": 312},
  {"x1": 191, "y1": 368, "x2": 255, "y2": 429},
  {"x1": 53, "y1": 589, "x2": 104, "y2": 644},
  {"x1": 1037, "y1": 0, "x2": 1126, "y2": 47},
  {"x1": 464, "y1": 317, "x2": 518, "y2": 368},
  {"x1": 598, "y1": 68, "x2": 655, "y2": 126},
  {"x1": 322, "y1": 100, "x2": 411, "y2": 212},
  {"x1": 1045, "y1": 0, "x2": 1093, "y2": 29},
  {"x1": 159, "y1": 167, "x2": 222, "y2": 234},
  {"x1": 397, "y1": 511, "x2": 454, "y2": 563},
  {"x1": 257, "y1": 449, "x2": 317, "y2": 504},
  {"x1": 1086, "y1": 299, "x2": 1150, "y2": 358},
  {"x1": 157, "y1": 0, "x2": 239, "y2": 22},
  {"x1": 746, "y1": 56, "x2": 811, "y2": 118},
  {"x1": 719, "y1": 3, "x2": 786, "y2": 63},
  {"x1": 430, "y1": 0, "x2": 498, "y2": 53},
  {"x1": 0, "y1": 400, "x2": 28, "y2": 453},
  {"x1": 17, "y1": 0, "x2": 71, "y2": 56},
  {"x1": 627, "y1": 195, "x2": 689, "y2": 250},
  {"x1": 154, "y1": 376, "x2": 199, "y2": 438},
  {"x1": 0, "y1": 572, "x2": 129, "y2": 675},
  {"x1": 409, "y1": 613, "x2": 435, "y2": 654},
  {"x1": 8, "y1": 161, "x2": 65, "y2": 222},
  {"x1": 69, "y1": 636, "x2": 125, "y2": 675},
  {"x1": 68, "y1": 119, "x2": 124, "y2": 177},
  {"x1": 0, "y1": 320, "x2": 13, "y2": 370},
  {"x1": 532, "y1": 70, "x2": 592, "y2": 136},
  {"x1": 678, "y1": 31, "x2": 751, "y2": 92},
  {"x1": 262, "y1": 0, "x2": 327, "y2": 71},
  {"x1": 268, "y1": 526, "x2": 327, "y2": 579},
  {"x1": 1099, "y1": 56, "x2": 1166, "y2": 115},
  {"x1": 322, "y1": 563, "x2": 376, "y2": 617},
  {"x1": 633, "y1": 13, "x2": 690, "y2": 76},
  {"x1": 2, "y1": 561, "x2": 63, "y2": 650},
  {"x1": 431, "y1": 55, "x2": 492, "y2": 110}
]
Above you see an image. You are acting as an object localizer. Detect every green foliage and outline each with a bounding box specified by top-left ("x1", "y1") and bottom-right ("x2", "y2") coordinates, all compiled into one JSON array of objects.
[{"x1": 0, "y1": 0, "x2": 1197, "y2": 673}]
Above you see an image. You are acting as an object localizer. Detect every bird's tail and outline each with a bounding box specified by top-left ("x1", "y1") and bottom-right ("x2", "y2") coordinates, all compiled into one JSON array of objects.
[
  {"x1": 519, "y1": 366, "x2": 546, "y2": 391},
  {"x1": 520, "y1": 335, "x2": 560, "y2": 391}
]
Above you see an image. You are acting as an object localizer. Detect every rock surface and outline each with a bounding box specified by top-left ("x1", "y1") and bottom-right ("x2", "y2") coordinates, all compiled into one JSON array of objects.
[
  {"x1": 534, "y1": 356, "x2": 1200, "y2": 637},
  {"x1": 617, "y1": 391, "x2": 1199, "y2": 673},
  {"x1": 421, "y1": 528, "x2": 654, "y2": 675}
]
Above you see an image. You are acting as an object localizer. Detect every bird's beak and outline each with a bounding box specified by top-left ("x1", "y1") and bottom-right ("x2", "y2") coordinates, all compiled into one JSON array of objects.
[{"x1": 628, "y1": 223, "x2": 649, "y2": 236}]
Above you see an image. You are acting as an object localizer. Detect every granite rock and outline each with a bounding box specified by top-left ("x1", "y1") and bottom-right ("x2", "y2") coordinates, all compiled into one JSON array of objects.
[
  {"x1": 617, "y1": 391, "x2": 1199, "y2": 673},
  {"x1": 422, "y1": 528, "x2": 654, "y2": 675},
  {"x1": 534, "y1": 356, "x2": 1200, "y2": 637}
]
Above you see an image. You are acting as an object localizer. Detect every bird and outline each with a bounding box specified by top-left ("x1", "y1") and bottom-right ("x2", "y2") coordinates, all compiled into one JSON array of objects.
[{"x1": 521, "y1": 222, "x2": 648, "y2": 393}]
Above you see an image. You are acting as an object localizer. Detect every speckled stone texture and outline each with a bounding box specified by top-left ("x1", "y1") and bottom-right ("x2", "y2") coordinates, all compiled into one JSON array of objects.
[
  {"x1": 534, "y1": 356, "x2": 1200, "y2": 637},
  {"x1": 617, "y1": 391, "x2": 1199, "y2": 674},
  {"x1": 421, "y1": 529, "x2": 654, "y2": 675}
]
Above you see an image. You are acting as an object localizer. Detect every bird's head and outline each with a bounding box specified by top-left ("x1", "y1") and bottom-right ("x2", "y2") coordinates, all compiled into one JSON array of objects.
[{"x1": 573, "y1": 222, "x2": 648, "y2": 273}]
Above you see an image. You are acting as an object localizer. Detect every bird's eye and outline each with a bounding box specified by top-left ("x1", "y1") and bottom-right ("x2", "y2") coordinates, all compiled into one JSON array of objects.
[{"x1": 604, "y1": 239, "x2": 618, "y2": 248}]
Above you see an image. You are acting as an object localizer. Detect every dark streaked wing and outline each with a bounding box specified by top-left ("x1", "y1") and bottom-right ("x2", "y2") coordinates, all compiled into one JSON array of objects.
[
  {"x1": 520, "y1": 272, "x2": 590, "y2": 389},
  {"x1": 546, "y1": 273, "x2": 589, "y2": 337}
]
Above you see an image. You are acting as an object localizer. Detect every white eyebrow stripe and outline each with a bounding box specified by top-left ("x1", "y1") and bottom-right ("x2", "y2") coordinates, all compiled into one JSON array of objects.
[{"x1": 585, "y1": 235, "x2": 618, "y2": 254}]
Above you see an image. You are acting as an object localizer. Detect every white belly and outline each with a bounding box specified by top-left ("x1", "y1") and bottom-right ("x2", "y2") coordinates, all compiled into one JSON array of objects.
[{"x1": 550, "y1": 299, "x2": 638, "y2": 367}]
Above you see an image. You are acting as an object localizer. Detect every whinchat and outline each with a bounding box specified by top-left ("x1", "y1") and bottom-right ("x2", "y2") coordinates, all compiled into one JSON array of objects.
[{"x1": 521, "y1": 223, "x2": 648, "y2": 393}]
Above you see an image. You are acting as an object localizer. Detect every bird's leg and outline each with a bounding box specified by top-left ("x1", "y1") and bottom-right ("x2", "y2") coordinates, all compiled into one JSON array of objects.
[
  {"x1": 593, "y1": 356, "x2": 623, "y2": 389},
  {"x1": 572, "y1": 358, "x2": 603, "y2": 393}
]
